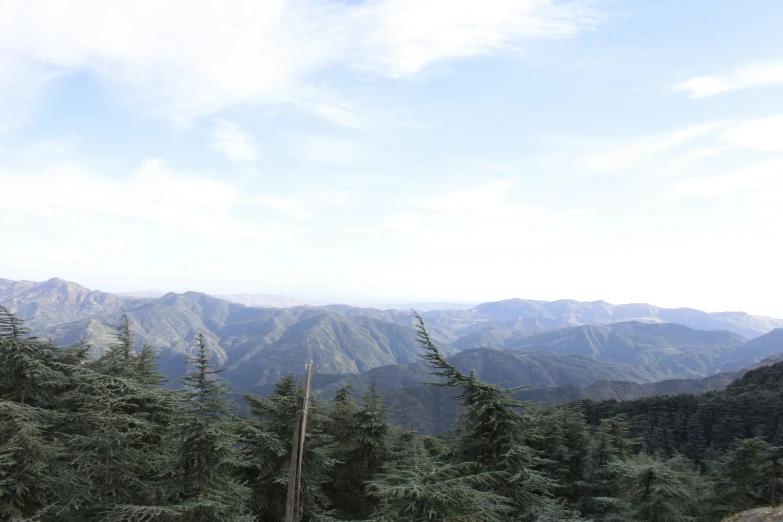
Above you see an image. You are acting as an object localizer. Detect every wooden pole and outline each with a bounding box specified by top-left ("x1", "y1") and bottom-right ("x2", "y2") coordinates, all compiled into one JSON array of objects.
[{"x1": 284, "y1": 364, "x2": 313, "y2": 522}]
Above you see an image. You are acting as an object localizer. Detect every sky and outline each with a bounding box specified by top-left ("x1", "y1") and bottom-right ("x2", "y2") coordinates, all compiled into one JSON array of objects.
[{"x1": 1, "y1": 0, "x2": 783, "y2": 316}]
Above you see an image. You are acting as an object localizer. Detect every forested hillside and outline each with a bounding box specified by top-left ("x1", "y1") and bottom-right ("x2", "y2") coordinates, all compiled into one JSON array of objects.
[
  {"x1": 577, "y1": 359, "x2": 783, "y2": 468},
  {"x1": 3, "y1": 307, "x2": 783, "y2": 521}
]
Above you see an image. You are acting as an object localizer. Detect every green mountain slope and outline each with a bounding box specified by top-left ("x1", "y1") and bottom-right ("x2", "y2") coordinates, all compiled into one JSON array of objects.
[
  {"x1": 37, "y1": 291, "x2": 455, "y2": 389},
  {"x1": 512, "y1": 353, "x2": 783, "y2": 407},
  {"x1": 578, "y1": 359, "x2": 783, "y2": 463},
  {"x1": 505, "y1": 321, "x2": 748, "y2": 378},
  {"x1": 292, "y1": 347, "x2": 667, "y2": 433}
]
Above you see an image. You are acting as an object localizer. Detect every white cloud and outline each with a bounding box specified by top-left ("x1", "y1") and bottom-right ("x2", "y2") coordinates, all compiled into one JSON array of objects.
[
  {"x1": 246, "y1": 190, "x2": 354, "y2": 219},
  {"x1": 210, "y1": 119, "x2": 259, "y2": 162},
  {"x1": 0, "y1": 0, "x2": 596, "y2": 124},
  {"x1": 674, "y1": 158, "x2": 783, "y2": 197},
  {"x1": 720, "y1": 114, "x2": 783, "y2": 152},
  {"x1": 311, "y1": 105, "x2": 368, "y2": 129},
  {"x1": 0, "y1": 158, "x2": 285, "y2": 239},
  {"x1": 582, "y1": 122, "x2": 726, "y2": 171},
  {"x1": 356, "y1": 0, "x2": 598, "y2": 77},
  {"x1": 673, "y1": 63, "x2": 783, "y2": 98},
  {"x1": 298, "y1": 137, "x2": 364, "y2": 164},
  {"x1": 382, "y1": 179, "x2": 588, "y2": 253}
]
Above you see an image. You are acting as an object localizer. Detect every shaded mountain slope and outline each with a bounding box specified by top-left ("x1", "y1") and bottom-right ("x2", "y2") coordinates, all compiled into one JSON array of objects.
[
  {"x1": 378, "y1": 352, "x2": 783, "y2": 434},
  {"x1": 505, "y1": 321, "x2": 749, "y2": 378},
  {"x1": 38, "y1": 291, "x2": 454, "y2": 389},
  {"x1": 578, "y1": 360, "x2": 783, "y2": 463}
]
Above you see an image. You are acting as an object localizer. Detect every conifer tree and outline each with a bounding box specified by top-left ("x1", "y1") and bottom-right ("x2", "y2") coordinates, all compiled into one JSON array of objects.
[
  {"x1": 325, "y1": 383, "x2": 392, "y2": 519},
  {"x1": 577, "y1": 416, "x2": 637, "y2": 521},
  {"x1": 93, "y1": 312, "x2": 137, "y2": 379},
  {"x1": 172, "y1": 333, "x2": 252, "y2": 522},
  {"x1": 0, "y1": 305, "x2": 32, "y2": 339},
  {"x1": 710, "y1": 437, "x2": 770, "y2": 517},
  {"x1": 0, "y1": 399, "x2": 65, "y2": 520},
  {"x1": 0, "y1": 311, "x2": 89, "y2": 520},
  {"x1": 532, "y1": 406, "x2": 591, "y2": 507},
  {"x1": 617, "y1": 454, "x2": 702, "y2": 522},
  {"x1": 243, "y1": 374, "x2": 335, "y2": 521},
  {"x1": 51, "y1": 316, "x2": 179, "y2": 521},
  {"x1": 365, "y1": 432, "x2": 511, "y2": 522},
  {"x1": 413, "y1": 312, "x2": 582, "y2": 521},
  {"x1": 55, "y1": 368, "x2": 176, "y2": 520}
]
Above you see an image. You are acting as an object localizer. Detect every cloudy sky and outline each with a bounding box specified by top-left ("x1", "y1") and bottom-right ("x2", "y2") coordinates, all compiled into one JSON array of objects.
[{"x1": 1, "y1": 0, "x2": 782, "y2": 315}]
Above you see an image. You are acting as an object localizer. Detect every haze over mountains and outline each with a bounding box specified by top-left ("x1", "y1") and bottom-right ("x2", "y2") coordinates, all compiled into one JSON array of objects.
[{"x1": 2, "y1": 276, "x2": 783, "y2": 403}]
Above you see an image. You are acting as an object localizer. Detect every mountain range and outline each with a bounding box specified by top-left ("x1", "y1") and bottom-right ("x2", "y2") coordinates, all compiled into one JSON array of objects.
[{"x1": 3, "y1": 277, "x2": 783, "y2": 401}]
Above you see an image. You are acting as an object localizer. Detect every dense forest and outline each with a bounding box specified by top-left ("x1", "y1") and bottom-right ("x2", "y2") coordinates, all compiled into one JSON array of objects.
[{"x1": 2, "y1": 306, "x2": 782, "y2": 521}]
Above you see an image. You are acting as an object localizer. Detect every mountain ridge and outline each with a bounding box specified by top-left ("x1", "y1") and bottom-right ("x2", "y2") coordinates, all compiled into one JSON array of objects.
[{"x1": 4, "y1": 277, "x2": 783, "y2": 397}]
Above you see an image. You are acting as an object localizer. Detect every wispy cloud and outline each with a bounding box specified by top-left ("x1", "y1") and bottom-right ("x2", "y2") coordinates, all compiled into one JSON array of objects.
[
  {"x1": 246, "y1": 190, "x2": 354, "y2": 220},
  {"x1": 673, "y1": 63, "x2": 783, "y2": 98},
  {"x1": 0, "y1": 158, "x2": 283, "y2": 239},
  {"x1": 356, "y1": 0, "x2": 599, "y2": 77},
  {"x1": 720, "y1": 114, "x2": 783, "y2": 152},
  {"x1": 311, "y1": 105, "x2": 368, "y2": 129},
  {"x1": 382, "y1": 179, "x2": 588, "y2": 253},
  {"x1": 674, "y1": 158, "x2": 783, "y2": 197},
  {"x1": 0, "y1": 0, "x2": 597, "y2": 125},
  {"x1": 297, "y1": 137, "x2": 365, "y2": 164},
  {"x1": 581, "y1": 122, "x2": 726, "y2": 171},
  {"x1": 210, "y1": 119, "x2": 259, "y2": 162}
]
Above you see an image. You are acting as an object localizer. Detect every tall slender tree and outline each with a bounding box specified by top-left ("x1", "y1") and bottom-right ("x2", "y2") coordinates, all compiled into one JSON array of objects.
[{"x1": 172, "y1": 333, "x2": 252, "y2": 522}]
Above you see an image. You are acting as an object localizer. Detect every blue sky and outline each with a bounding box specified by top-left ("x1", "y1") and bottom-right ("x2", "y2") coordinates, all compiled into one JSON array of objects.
[{"x1": 1, "y1": 0, "x2": 783, "y2": 316}]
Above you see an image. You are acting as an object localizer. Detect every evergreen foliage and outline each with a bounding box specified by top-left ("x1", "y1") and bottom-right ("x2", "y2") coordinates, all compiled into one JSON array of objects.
[
  {"x1": 242, "y1": 375, "x2": 335, "y2": 521},
  {"x1": 171, "y1": 333, "x2": 252, "y2": 521},
  {"x1": 2, "y1": 307, "x2": 783, "y2": 522}
]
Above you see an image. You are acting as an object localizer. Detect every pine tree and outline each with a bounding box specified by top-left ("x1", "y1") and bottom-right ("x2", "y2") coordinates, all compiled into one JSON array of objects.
[
  {"x1": 0, "y1": 310, "x2": 78, "y2": 407},
  {"x1": 0, "y1": 399, "x2": 65, "y2": 520},
  {"x1": 763, "y1": 445, "x2": 783, "y2": 508},
  {"x1": 531, "y1": 406, "x2": 591, "y2": 507},
  {"x1": 365, "y1": 433, "x2": 512, "y2": 522},
  {"x1": 51, "y1": 316, "x2": 180, "y2": 521},
  {"x1": 54, "y1": 367, "x2": 178, "y2": 521},
  {"x1": 710, "y1": 437, "x2": 770, "y2": 517},
  {"x1": 171, "y1": 333, "x2": 252, "y2": 522},
  {"x1": 0, "y1": 311, "x2": 90, "y2": 520},
  {"x1": 325, "y1": 383, "x2": 392, "y2": 519},
  {"x1": 413, "y1": 312, "x2": 582, "y2": 521},
  {"x1": 618, "y1": 454, "x2": 702, "y2": 522},
  {"x1": 577, "y1": 417, "x2": 636, "y2": 521},
  {"x1": 242, "y1": 374, "x2": 335, "y2": 521},
  {"x1": 0, "y1": 305, "x2": 33, "y2": 339},
  {"x1": 93, "y1": 312, "x2": 137, "y2": 379}
]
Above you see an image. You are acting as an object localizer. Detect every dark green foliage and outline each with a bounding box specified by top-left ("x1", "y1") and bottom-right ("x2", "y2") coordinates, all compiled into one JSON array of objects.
[
  {"x1": 709, "y1": 438, "x2": 780, "y2": 518},
  {"x1": 324, "y1": 384, "x2": 392, "y2": 519},
  {"x1": 413, "y1": 311, "x2": 582, "y2": 521},
  {"x1": 0, "y1": 305, "x2": 33, "y2": 339},
  {"x1": 0, "y1": 400, "x2": 64, "y2": 520},
  {"x1": 50, "y1": 315, "x2": 179, "y2": 521},
  {"x1": 617, "y1": 454, "x2": 703, "y2": 522},
  {"x1": 365, "y1": 434, "x2": 512, "y2": 522},
  {"x1": 242, "y1": 375, "x2": 335, "y2": 521},
  {"x1": 578, "y1": 361, "x2": 783, "y2": 463},
  {"x1": 171, "y1": 333, "x2": 252, "y2": 522},
  {"x1": 3, "y1": 305, "x2": 783, "y2": 522}
]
